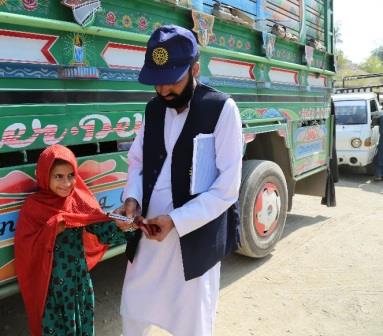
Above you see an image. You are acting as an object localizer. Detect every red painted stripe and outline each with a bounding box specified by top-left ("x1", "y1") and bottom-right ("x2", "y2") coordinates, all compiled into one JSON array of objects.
[
  {"x1": 101, "y1": 42, "x2": 146, "y2": 57},
  {"x1": 211, "y1": 57, "x2": 256, "y2": 80},
  {"x1": 0, "y1": 29, "x2": 58, "y2": 64},
  {"x1": 270, "y1": 67, "x2": 299, "y2": 84}
]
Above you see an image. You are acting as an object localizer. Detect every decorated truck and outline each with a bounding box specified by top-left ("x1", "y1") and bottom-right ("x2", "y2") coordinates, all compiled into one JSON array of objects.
[{"x1": 0, "y1": 0, "x2": 335, "y2": 299}]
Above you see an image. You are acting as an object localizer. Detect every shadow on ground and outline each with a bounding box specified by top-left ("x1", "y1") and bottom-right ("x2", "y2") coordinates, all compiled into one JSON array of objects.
[
  {"x1": 336, "y1": 166, "x2": 383, "y2": 195},
  {"x1": 220, "y1": 211, "x2": 328, "y2": 290}
]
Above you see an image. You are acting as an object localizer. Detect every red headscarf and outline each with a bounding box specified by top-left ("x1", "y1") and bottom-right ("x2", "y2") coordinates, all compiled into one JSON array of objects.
[{"x1": 15, "y1": 144, "x2": 110, "y2": 336}]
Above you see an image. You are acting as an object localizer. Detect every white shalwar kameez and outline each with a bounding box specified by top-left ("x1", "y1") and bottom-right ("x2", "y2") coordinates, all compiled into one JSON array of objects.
[{"x1": 121, "y1": 98, "x2": 242, "y2": 336}]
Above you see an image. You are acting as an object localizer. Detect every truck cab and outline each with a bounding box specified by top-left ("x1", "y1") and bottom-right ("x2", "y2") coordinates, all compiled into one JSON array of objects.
[{"x1": 332, "y1": 92, "x2": 381, "y2": 168}]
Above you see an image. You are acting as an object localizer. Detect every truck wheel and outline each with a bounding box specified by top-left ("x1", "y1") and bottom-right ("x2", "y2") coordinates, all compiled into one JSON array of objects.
[{"x1": 237, "y1": 160, "x2": 288, "y2": 258}]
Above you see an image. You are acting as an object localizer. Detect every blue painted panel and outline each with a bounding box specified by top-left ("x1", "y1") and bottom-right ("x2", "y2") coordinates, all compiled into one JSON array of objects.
[{"x1": 0, "y1": 210, "x2": 17, "y2": 242}]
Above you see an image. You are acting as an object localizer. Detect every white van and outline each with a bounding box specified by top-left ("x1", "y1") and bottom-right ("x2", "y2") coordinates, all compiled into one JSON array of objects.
[{"x1": 332, "y1": 92, "x2": 382, "y2": 168}]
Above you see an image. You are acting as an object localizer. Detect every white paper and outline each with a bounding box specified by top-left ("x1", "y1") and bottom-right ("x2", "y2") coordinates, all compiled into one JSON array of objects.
[{"x1": 190, "y1": 133, "x2": 218, "y2": 195}]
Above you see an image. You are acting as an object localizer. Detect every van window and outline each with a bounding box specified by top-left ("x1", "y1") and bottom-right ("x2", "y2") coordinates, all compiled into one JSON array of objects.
[
  {"x1": 370, "y1": 99, "x2": 378, "y2": 113},
  {"x1": 334, "y1": 100, "x2": 367, "y2": 125}
]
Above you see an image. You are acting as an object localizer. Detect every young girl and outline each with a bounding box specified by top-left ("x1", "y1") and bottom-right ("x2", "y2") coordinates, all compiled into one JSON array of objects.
[{"x1": 15, "y1": 144, "x2": 134, "y2": 336}]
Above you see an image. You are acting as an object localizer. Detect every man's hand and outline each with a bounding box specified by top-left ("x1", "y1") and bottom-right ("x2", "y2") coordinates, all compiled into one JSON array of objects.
[{"x1": 143, "y1": 215, "x2": 174, "y2": 241}]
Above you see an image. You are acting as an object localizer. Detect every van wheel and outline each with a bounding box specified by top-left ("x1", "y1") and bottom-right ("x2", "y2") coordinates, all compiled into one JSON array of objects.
[{"x1": 237, "y1": 160, "x2": 288, "y2": 258}]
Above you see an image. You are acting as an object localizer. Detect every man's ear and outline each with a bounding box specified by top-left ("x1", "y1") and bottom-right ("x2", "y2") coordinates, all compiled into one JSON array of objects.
[{"x1": 191, "y1": 62, "x2": 200, "y2": 77}]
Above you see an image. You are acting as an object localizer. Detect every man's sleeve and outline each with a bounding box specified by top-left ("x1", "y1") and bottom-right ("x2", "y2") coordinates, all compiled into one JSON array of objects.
[
  {"x1": 169, "y1": 98, "x2": 243, "y2": 237},
  {"x1": 122, "y1": 119, "x2": 145, "y2": 208}
]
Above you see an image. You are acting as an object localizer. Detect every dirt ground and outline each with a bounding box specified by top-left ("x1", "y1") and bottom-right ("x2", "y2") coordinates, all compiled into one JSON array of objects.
[{"x1": 1, "y1": 168, "x2": 383, "y2": 336}]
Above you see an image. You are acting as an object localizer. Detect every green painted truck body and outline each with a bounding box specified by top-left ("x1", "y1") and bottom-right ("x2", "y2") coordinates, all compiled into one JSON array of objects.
[{"x1": 0, "y1": 0, "x2": 335, "y2": 299}]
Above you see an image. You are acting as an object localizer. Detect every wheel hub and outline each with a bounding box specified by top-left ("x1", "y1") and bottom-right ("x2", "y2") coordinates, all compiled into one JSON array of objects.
[{"x1": 254, "y1": 182, "x2": 281, "y2": 236}]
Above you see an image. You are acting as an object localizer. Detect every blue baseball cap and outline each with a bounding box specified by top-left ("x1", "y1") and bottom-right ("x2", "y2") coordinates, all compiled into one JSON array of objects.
[{"x1": 138, "y1": 25, "x2": 198, "y2": 85}]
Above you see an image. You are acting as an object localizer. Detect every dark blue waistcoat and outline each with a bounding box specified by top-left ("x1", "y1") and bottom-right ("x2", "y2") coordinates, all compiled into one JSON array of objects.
[{"x1": 126, "y1": 83, "x2": 240, "y2": 281}]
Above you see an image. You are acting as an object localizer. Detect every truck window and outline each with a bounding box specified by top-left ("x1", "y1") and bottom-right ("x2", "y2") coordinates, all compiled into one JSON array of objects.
[{"x1": 334, "y1": 101, "x2": 368, "y2": 125}]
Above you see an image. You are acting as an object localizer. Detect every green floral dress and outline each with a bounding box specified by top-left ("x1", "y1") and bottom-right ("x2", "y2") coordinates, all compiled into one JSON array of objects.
[{"x1": 42, "y1": 222, "x2": 128, "y2": 336}]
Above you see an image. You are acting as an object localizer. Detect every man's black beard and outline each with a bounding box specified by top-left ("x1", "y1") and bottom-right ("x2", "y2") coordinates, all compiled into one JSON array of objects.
[{"x1": 157, "y1": 71, "x2": 195, "y2": 110}]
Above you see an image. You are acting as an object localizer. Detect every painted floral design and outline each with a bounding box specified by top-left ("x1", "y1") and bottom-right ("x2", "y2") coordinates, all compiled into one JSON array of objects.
[
  {"x1": 209, "y1": 34, "x2": 217, "y2": 44},
  {"x1": 138, "y1": 16, "x2": 148, "y2": 31},
  {"x1": 236, "y1": 40, "x2": 243, "y2": 49},
  {"x1": 22, "y1": 0, "x2": 37, "y2": 11},
  {"x1": 263, "y1": 108, "x2": 283, "y2": 118},
  {"x1": 106, "y1": 11, "x2": 116, "y2": 26},
  {"x1": 199, "y1": 17, "x2": 208, "y2": 30},
  {"x1": 122, "y1": 15, "x2": 132, "y2": 28},
  {"x1": 228, "y1": 36, "x2": 235, "y2": 48},
  {"x1": 280, "y1": 109, "x2": 293, "y2": 121},
  {"x1": 219, "y1": 36, "x2": 225, "y2": 46},
  {"x1": 153, "y1": 22, "x2": 162, "y2": 32}
]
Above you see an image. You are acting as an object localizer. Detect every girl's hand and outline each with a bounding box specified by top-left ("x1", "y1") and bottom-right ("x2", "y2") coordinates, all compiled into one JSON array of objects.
[
  {"x1": 124, "y1": 197, "x2": 140, "y2": 218},
  {"x1": 113, "y1": 215, "x2": 137, "y2": 232}
]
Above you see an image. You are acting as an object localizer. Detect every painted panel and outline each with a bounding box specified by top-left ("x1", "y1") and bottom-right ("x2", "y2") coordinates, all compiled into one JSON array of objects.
[
  {"x1": 307, "y1": 73, "x2": 326, "y2": 87},
  {"x1": 101, "y1": 42, "x2": 146, "y2": 69},
  {"x1": 294, "y1": 125, "x2": 327, "y2": 159},
  {"x1": 0, "y1": 30, "x2": 58, "y2": 64},
  {"x1": 0, "y1": 110, "x2": 142, "y2": 152},
  {"x1": 208, "y1": 57, "x2": 256, "y2": 80},
  {"x1": 0, "y1": 152, "x2": 129, "y2": 285},
  {"x1": 269, "y1": 67, "x2": 298, "y2": 84},
  {"x1": 293, "y1": 124, "x2": 328, "y2": 175}
]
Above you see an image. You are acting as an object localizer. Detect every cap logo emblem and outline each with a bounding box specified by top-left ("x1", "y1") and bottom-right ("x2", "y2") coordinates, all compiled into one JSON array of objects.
[{"x1": 152, "y1": 47, "x2": 169, "y2": 66}]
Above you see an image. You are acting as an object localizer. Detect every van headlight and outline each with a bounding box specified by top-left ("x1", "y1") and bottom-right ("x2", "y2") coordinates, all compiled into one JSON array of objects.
[
  {"x1": 364, "y1": 137, "x2": 372, "y2": 147},
  {"x1": 351, "y1": 138, "x2": 362, "y2": 148}
]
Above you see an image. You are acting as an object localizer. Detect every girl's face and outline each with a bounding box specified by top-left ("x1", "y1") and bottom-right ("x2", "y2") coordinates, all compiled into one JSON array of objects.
[{"x1": 49, "y1": 162, "x2": 76, "y2": 197}]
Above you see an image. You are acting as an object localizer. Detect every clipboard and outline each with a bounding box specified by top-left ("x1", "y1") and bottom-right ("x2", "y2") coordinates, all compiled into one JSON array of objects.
[{"x1": 190, "y1": 133, "x2": 218, "y2": 195}]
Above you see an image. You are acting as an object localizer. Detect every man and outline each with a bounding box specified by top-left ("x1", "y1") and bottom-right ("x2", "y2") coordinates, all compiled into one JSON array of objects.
[
  {"x1": 374, "y1": 114, "x2": 383, "y2": 181},
  {"x1": 117, "y1": 25, "x2": 243, "y2": 336}
]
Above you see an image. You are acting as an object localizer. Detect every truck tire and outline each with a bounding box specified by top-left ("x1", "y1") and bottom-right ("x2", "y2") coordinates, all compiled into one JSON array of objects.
[{"x1": 237, "y1": 160, "x2": 288, "y2": 258}]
